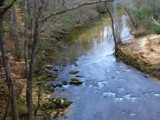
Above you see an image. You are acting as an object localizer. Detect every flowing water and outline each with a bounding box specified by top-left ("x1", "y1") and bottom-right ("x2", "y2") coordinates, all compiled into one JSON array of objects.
[{"x1": 49, "y1": 14, "x2": 160, "y2": 120}]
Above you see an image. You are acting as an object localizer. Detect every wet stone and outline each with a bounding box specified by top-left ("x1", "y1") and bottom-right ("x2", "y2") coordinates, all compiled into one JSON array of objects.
[
  {"x1": 45, "y1": 65, "x2": 53, "y2": 70},
  {"x1": 53, "y1": 98, "x2": 72, "y2": 108},
  {"x1": 62, "y1": 81, "x2": 68, "y2": 85},
  {"x1": 74, "y1": 63, "x2": 78, "y2": 66},
  {"x1": 145, "y1": 74, "x2": 149, "y2": 78},
  {"x1": 70, "y1": 78, "x2": 83, "y2": 85},
  {"x1": 69, "y1": 70, "x2": 79, "y2": 74},
  {"x1": 56, "y1": 84, "x2": 63, "y2": 88}
]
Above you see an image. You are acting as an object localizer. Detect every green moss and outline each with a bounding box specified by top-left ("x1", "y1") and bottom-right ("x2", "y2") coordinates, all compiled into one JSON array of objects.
[
  {"x1": 53, "y1": 98, "x2": 72, "y2": 108},
  {"x1": 43, "y1": 84, "x2": 55, "y2": 93},
  {"x1": 17, "y1": 97, "x2": 28, "y2": 118},
  {"x1": 62, "y1": 100, "x2": 72, "y2": 108},
  {"x1": 47, "y1": 74, "x2": 58, "y2": 80},
  {"x1": 37, "y1": 75, "x2": 47, "y2": 81},
  {"x1": 40, "y1": 100, "x2": 56, "y2": 110}
]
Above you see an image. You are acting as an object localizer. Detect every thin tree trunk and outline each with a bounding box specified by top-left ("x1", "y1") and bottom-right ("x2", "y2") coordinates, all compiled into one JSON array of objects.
[
  {"x1": 155, "y1": 0, "x2": 159, "y2": 19},
  {"x1": 26, "y1": 17, "x2": 40, "y2": 120},
  {"x1": 0, "y1": 16, "x2": 19, "y2": 120},
  {"x1": 24, "y1": 0, "x2": 29, "y2": 82},
  {"x1": 113, "y1": 0, "x2": 122, "y2": 44},
  {"x1": 24, "y1": 0, "x2": 36, "y2": 119},
  {"x1": 105, "y1": 4, "x2": 118, "y2": 49},
  {"x1": 35, "y1": 85, "x2": 41, "y2": 117},
  {"x1": 124, "y1": 5, "x2": 137, "y2": 29},
  {"x1": 11, "y1": 6, "x2": 21, "y2": 60}
]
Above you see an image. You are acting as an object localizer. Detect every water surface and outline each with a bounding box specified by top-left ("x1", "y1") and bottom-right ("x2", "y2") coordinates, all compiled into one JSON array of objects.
[{"x1": 50, "y1": 14, "x2": 160, "y2": 120}]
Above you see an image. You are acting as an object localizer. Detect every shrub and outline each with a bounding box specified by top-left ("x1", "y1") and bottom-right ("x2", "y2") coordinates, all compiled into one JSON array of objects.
[
  {"x1": 151, "y1": 24, "x2": 160, "y2": 34},
  {"x1": 132, "y1": 6, "x2": 153, "y2": 21},
  {"x1": 97, "y1": 3, "x2": 107, "y2": 14},
  {"x1": 132, "y1": 6, "x2": 160, "y2": 34}
]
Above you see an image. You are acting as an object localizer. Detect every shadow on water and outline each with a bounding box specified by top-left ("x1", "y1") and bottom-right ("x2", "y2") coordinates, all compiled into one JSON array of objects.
[{"x1": 49, "y1": 14, "x2": 160, "y2": 120}]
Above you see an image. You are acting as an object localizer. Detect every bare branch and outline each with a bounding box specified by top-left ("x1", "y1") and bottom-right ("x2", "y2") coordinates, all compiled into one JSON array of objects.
[
  {"x1": 41, "y1": 0, "x2": 110, "y2": 24},
  {"x1": 151, "y1": 16, "x2": 160, "y2": 26}
]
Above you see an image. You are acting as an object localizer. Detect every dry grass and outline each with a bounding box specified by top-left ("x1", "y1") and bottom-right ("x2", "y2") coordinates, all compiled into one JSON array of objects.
[
  {"x1": 120, "y1": 34, "x2": 160, "y2": 78},
  {"x1": 122, "y1": 34, "x2": 160, "y2": 65}
]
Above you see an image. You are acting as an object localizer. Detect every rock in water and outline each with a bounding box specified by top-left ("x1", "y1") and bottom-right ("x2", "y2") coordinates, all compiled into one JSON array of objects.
[
  {"x1": 145, "y1": 74, "x2": 149, "y2": 78},
  {"x1": 45, "y1": 65, "x2": 53, "y2": 70},
  {"x1": 53, "y1": 98, "x2": 72, "y2": 108},
  {"x1": 70, "y1": 78, "x2": 83, "y2": 85},
  {"x1": 62, "y1": 81, "x2": 68, "y2": 85},
  {"x1": 69, "y1": 70, "x2": 79, "y2": 74},
  {"x1": 74, "y1": 63, "x2": 78, "y2": 66}
]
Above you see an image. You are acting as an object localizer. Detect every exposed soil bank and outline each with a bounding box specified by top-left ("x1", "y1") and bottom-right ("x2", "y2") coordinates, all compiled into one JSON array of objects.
[{"x1": 118, "y1": 34, "x2": 160, "y2": 79}]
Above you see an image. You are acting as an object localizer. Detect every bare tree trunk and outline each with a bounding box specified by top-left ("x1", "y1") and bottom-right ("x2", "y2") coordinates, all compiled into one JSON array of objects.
[
  {"x1": 155, "y1": 0, "x2": 159, "y2": 19},
  {"x1": 124, "y1": 5, "x2": 137, "y2": 29},
  {"x1": 113, "y1": 0, "x2": 122, "y2": 44},
  {"x1": 105, "y1": 4, "x2": 118, "y2": 49},
  {"x1": 24, "y1": 1, "x2": 35, "y2": 119},
  {"x1": 35, "y1": 85, "x2": 41, "y2": 117},
  {"x1": 26, "y1": 18, "x2": 40, "y2": 120},
  {"x1": 11, "y1": 6, "x2": 21, "y2": 60},
  {"x1": 24, "y1": 0, "x2": 38, "y2": 119},
  {"x1": 24, "y1": 0, "x2": 29, "y2": 80},
  {"x1": 0, "y1": 16, "x2": 19, "y2": 120}
]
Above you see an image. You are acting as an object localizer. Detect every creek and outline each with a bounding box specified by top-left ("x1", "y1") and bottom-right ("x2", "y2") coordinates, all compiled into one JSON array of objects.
[{"x1": 48, "y1": 14, "x2": 160, "y2": 120}]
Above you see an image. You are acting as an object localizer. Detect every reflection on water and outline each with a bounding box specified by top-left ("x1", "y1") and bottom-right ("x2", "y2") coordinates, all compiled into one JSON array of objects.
[{"x1": 48, "y1": 14, "x2": 132, "y2": 65}]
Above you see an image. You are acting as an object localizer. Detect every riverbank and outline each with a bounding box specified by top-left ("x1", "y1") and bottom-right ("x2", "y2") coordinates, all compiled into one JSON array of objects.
[
  {"x1": 43, "y1": 4, "x2": 103, "y2": 41},
  {"x1": 119, "y1": 34, "x2": 160, "y2": 79},
  {"x1": 0, "y1": 3, "x2": 109, "y2": 119}
]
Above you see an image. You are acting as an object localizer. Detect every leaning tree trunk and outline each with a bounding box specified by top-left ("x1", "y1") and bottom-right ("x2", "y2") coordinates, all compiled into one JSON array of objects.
[
  {"x1": 0, "y1": 15, "x2": 19, "y2": 120},
  {"x1": 105, "y1": 4, "x2": 118, "y2": 49},
  {"x1": 105, "y1": 2, "x2": 122, "y2": 61}
]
